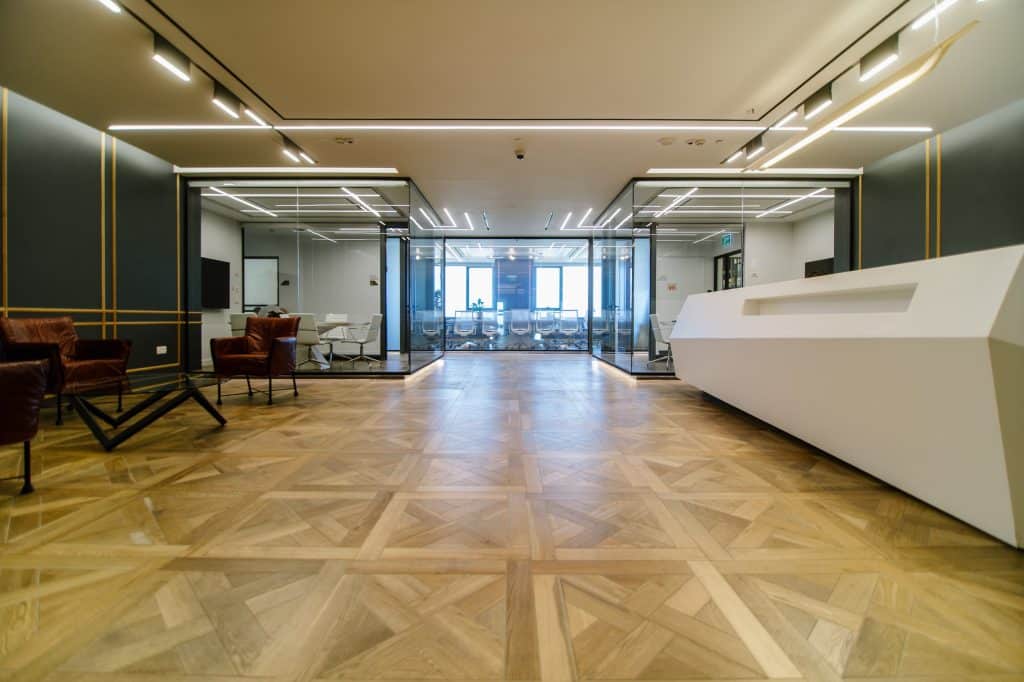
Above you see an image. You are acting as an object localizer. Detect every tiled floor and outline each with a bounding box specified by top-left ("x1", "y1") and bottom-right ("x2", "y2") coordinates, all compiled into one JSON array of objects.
[{"x1": 1, "y1": 353, "x2": 1022, "y2": 681}]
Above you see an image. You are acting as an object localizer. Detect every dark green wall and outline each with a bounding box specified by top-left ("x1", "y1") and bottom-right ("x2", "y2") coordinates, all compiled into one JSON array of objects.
[
  {"x1": 859, "y1": 98, "x2": 1024, "y2": 269},
  {"x1": 0, "y1": 87, "x2": 185, "y2": 371}
]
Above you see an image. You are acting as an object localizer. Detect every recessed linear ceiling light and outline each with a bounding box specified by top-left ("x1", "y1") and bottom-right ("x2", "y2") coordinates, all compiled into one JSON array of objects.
[
  {"x1": 649, "y1": 209, "x2": 792, "y2": 215},
  {"x1": 614, "y1": 212, "x2": 633, "y2": 229},
  {"x1": 152, "y1": 35, "x2": 191, "y2": 82},
  {"x1": 803, "y1": 84, "x2": 833, "y2": 121},
  {"x1": 912, "y1": 0, "x2": 959, "y2": 30},
  {"x1": 93, "y1": 0, "x2": 121, "y2": 12},
  {"x1": 209, "y1": 186, "x2": 276, "y2": 217},
  {"x1": 243, "y1": 108, "x2": 268, "y2": 127},
  {"x1": 343, "y1": 187, "x2": 381, "y2": 217},
  {"x1": 276, "y1": 124, "x2": 768, "y2": 132},
  {"x1": 576, "y1": 208, "x2": 593, "y2": 227},
  {"x1": 108, "y1": 123, "x2": 932, "y2": 134},
  {"x1": 860, "y1": 34, "x2": 900, "y2": 82},
  {"x1": 772, "y1": 110, "x2": 799, "y2": 129},
  {"x1": 745, "y1": 135, "x2": 766, "y2": 160},
  {"x1": 646, "y1": 167, "x2": 861, "y2": 175},
  {"x1": 298, "y1": 152, "x2": 316, "y2": 165},
  {"x1": 655, "y1": 187, "x2": 698, "y2": 218},
  {"x1": 212, "y1": 83, "x2": 241, "y2": 119},
  {"x1": 175, "y1": 166, "x2": 400, "y2": 174},
  {"x1": 600, "y1": 208, "x2": 621, "y2": 227},
  {"x1": 306, "y1": 229, "x2": 338, "y2": 243},
  {"x1": 755, "y1": 23, "x2": 973, "y2": 170},
  {"x1": 725, "y1": 150, "x2": 744, "y2": 164},
  {"x1": 559, "y1": 212, "x2": 573, "y2": 229},
  {"x1": 756, "y1": 187, "x2": 828, "y2": 218},
  {"x1": 464, "y1": 212, "x2": 475, "y2": 230},
  {"x1": 282, "y1": 148, "x2": 300, "y2": 163},
  {"x1": 693, "y1": 229, "x2": 727, "y2": 245}
]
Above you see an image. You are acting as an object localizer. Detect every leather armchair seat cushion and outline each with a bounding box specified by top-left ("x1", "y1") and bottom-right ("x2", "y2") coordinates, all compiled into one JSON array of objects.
[
  {"x1": 215, "y1": 353, "x2": 273, "y2": 376},
  {"x1": 0, "y1": 360, "x2": 48, "y2": 445},
  {"x1": 62, "y1": 358, "x2": 128, "y2": 394}
]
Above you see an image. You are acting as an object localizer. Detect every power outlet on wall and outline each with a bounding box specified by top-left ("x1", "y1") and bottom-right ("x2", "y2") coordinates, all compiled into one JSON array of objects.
[{"x1": 156, "y1": 345, "x2": 168, "y2": 356}]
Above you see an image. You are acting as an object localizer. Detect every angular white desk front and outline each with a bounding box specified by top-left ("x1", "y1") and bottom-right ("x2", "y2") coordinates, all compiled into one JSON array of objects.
[{"x1": 670, "y1": 245, "x2": 1024, "y2": 546}]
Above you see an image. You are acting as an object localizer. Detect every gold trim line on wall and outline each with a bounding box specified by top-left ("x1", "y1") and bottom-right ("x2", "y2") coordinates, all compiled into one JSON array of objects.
[
  {"x1": 936, "y1": 133, "x2": 942, "y2": 257},
  {"x1": 2, "y1": 87, "x2": 8, "y2": 318},
  {"x1": 925, "y1": 138, "x2": 931, "y2": 259},
  {"x1": 857, "y1": 176, "x2": 863, "y2": 269},
  {"x1": 101, "y1": 131, "x2": 107, "y2": 337},
  {"x1": 112, "y1": 136, "x2": 117, "y2": 335},
  {"x1": 4, "y1": 307, "x2": 192, "y2": 314}
]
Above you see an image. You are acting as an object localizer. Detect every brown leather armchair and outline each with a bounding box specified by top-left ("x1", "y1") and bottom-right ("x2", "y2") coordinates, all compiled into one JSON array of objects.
[
  {"x1": 210, "y1": 316, "x2": 299, "y2": 405},
  {"x1": 0, "y1": 360, "x2": 49, "y2": 494},
  {"x1": 0, "y1": 317, "x2": 132, "y2": 425}
]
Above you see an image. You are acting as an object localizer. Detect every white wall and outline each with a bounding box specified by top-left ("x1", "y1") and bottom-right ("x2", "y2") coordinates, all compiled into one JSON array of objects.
[
  {"x1": 792, "y1": 210, "x2": 835, "y2": 275},
  {"x1": 743, "y1": 222, "x2": 797, "y2": 286},
  {"x1": 655, "y1": 240, "x2": 714, "y2": 320},
  {"x1": 200, "y1": 210, "x2": 242, "y2": 364}
]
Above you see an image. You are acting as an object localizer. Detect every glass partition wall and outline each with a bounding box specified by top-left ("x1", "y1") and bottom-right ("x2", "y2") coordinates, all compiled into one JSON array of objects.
[{"x1": 193, "y1": 178, "x2": 444, "y2": 375}]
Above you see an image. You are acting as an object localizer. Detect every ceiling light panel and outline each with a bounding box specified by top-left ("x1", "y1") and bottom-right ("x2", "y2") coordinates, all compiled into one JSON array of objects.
[{"x1": 152, "y1": 35, "x2": 191, "y2": 82}]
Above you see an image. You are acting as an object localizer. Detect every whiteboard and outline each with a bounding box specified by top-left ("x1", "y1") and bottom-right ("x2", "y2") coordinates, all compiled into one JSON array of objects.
[{"x1": 244, "y1": 257, "x2": 278, "y2": 308}]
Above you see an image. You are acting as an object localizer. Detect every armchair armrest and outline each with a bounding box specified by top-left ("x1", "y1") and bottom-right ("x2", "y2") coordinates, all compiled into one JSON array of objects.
[
  {"x1": 74, "y1": 338, "x2": 132, "y2": 361},
  {"x1": 269, "y1": 337, "x2": 297, "y2": 375},
  {"x1": 0, "y1": 342, "x2": 62, "y2": 392},
  {"x1": 210, "y1": 336, "x2": 248, "y2": 357}
]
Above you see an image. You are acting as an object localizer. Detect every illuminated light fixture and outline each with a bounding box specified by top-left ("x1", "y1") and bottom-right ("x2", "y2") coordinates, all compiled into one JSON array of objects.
[
  {"x1": 419, "y1": 208, "x2": 438, "y2": 227},
  {"x1": 754, "y1": 22, "x2": 974, "y2": 170},
  {"x1": 745, "y1": 135, "x2": 766, "y2": 160},
  {"x1": 725, "y1": 150, "x2": 744, "y2": 164},
  {"x1": 600, "y1": 208, "x2": 621, "y2": 227},
  {"x1": 772, "y1": 110, "x2": 799, "y2": 129},
  {"x1": 93, "y1": 0, "x2": 121, "y2": 13},
  {"x1": 276, "y1": 124, "x2": 769, "y2": 132},
  {"x1": 243, "y1": 108, "x2": 268, "y2": 127},
  {"x1": 212, "y1": 83, "x2": 241, "y2": 119},
  {"x1": 152, "y1": 35, "x2": 191, "y2": 82},
  {"x1": 803, "y1": 84, "x2": 833, "y2": 120},
  {"x1": 464, "y1": 212, "x2": 475, "y2": 230},
  {"x1": 110, "y1": 124, "x2": 265, "y2": 131},
  {"x1": 282, "y1": 148, "x2": 300, "y2": 162},
  {"x1": 343, "y1": 187, "x2": 381, "y2": 217},
  {"x1": 298, "y1": 152, "x2": 316, "y2": 165},
  {"x1": 559, "y1": 212, "x2": 573, "y2": 229},
  {"x1": 646, "y1": 167, "x2": 861, "y2": 175},
  {"x1": 693, "y1": 229, "x2": 727, "y2": 245},
  {"x1": 859, "y1": 34, "x2": 900, "y2": 82},
  {"x1": 443, "y1": 208, "x2": 458, "y2": 226},
  {"x1": 912, "y1": 0, "x2": 959, "y2": 30},
  {"x1": 576, "y1": 208, "x2": 593, "y2": 227},
  {"x1": 614, "y1": 212, "x2": 633, "y2": 229},
  {"x1": 175, "y1": 166, "x2": 399, "y2": 174},
  {"x1": 209, "y1": 186, "x2": 277, "y2": 217},
  {"x1": 756, "y1": 187, "x2": 828, "y2": 218},
  {"x1": 655, "y1": 187, "x2": 698, "y2": 218},
  {"x1": 306, "y1": 228, "x2": 337, "y2": 243}
]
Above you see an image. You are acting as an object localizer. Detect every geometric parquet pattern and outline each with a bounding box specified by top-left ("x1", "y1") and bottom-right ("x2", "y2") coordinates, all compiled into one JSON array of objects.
[{"x1": 1, "y1": 353, "x2": 1022, "y2": 681}]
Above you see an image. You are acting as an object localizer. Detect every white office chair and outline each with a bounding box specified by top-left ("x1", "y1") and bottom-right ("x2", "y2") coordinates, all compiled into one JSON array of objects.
[
  {"x1": 321, "y1": 313, "x2": 349, "y2": 363},
  {"x1": 534, "y1": 311, "x2": 556, "y2": 348},
  {"x1": 647, "y1": 313, "x2": 674, "y2": 369},
  {"x1": 419, "y1": 310, "x2": 442, "y2": 348},
  {"x1": 293, "y1": 313, "x2": 329, "y2": 369},
  {"x1": 338, "y1": 313, "x2": 383, "y2": 367},
  {"x1": 556, "y1": 309, "x2": 583, "y2": 349},
  {"x1": 230, "y1": 313, "x2": 254, "y2": 336},
  {"x1": 452, "y1": 311, "x2": 477, "y2": 349},
  {"x1": 508, "y1": 309, "x2": 532, "y2": 349},
  {"x1": 590, "y1": 314, "x2": 608, "y2": 351},
  {"x1": 481, "y1": 311, "x2": 500, "y2": 349}
]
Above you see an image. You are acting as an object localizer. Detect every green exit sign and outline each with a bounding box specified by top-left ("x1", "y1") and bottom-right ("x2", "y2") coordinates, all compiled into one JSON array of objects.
[{"x1": 721, "y1": 233, "x2": 733, "y2": 247}]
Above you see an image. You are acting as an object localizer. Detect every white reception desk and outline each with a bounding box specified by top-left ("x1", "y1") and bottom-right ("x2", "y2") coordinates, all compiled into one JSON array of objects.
[{"x1": 670, "y1": 245, "x2": 1024, "y2": 546}]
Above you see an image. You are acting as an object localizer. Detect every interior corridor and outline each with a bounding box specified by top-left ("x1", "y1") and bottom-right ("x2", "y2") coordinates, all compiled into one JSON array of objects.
[{"x1": 2, "y1": 353, "x2": 1021, "y2": 680}]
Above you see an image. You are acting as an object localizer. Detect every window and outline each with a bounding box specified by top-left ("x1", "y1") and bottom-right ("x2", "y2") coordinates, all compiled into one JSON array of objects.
[
  {"x1": 445, "y1": 265, "x2": 466, "y2": 317},
  {"x1": 562, "y1": 266, "x2": 588, "y2": 314},
  {"x1": 468, "y1": 267, "x2": 494, "y2": 308},
  {"x1": 535, "y1": 267, "x2": 561, "y2": 309}
]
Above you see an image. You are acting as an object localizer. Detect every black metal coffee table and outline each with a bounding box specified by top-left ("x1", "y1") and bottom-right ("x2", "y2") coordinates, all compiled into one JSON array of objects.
[{"x1": 69, "y1": 372, "x2": 226, "y2": 451}]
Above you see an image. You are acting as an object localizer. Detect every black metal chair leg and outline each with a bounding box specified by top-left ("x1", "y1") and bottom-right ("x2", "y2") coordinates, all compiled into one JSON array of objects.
[
  {"x1": 216, "y1": 378, "x2": 223, "y2": 405},
  {"x1": 267, "y1": 375, "x2": 273, "y2": 405},
  {"x1": 245, "y1": 375, "x2": 253, "y2": 397},
  {"x1": 20, "y1": 441, "x2": 34, "y2": 495},
  {"x1": 117, "y1": 384, "x2": 123, "y2": 413},
  {"x1": 56, "y1": 392, "x2": 63, "y2": 426},
  {"x1": 292, "y1": 373, "x2": 298, "y2": 396}
]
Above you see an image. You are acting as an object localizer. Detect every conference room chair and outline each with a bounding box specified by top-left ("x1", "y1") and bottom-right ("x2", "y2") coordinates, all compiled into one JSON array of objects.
[
  {"x1": 419, "y1": 310, "x2": 442, "y2": 347},
  {"x1": 294, "y1": 313, "x2": 330, "y2": 369},
  {"x1": 556, "y1": 309, "x2": 583, "y2": 349},
  {"x1": 452, "y1": 311, "x2": 477, "y2": 349},
  {"x1": 230, "y1": 313, "x2": 254, "y2": 336},
  {"x1": 321, "y1": 313, "x2": 350, "y2": 363},
  {"x1": 210, "y1": 316, "x2": 299, "y2": 405},
  {"x1": 335, "y1": 313, "x2": 384, "y2": 367},
  {"x1": 0, "y1": 360, "x2": 48, "y2": 495},
  {"x1": 481, "y1": 311, "x2": 501, "y2": 349},
  {"x1": 647, "y1": 313, "x2": 674, "y2": 369},
  {"x1": 534, "y1": 310, "x2": 557, "y2": 348},
  {"x1": 508, "y1": 309, "x2": 532, "y2": 349},
  {"x1": 0, "y1": 317, "x2": 132, "y2": 425},
  {"x1": 591, "y1": 314, "x2": 609, "y2": 350}
]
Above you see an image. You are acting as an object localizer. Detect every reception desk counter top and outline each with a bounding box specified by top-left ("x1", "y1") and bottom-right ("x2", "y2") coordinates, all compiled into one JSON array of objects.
[{"x1": 670, "y1": 245, "x2": 1023, "y2": 546}]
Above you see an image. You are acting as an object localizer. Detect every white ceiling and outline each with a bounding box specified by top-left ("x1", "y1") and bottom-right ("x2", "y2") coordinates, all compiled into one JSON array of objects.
[{"x1": 1, "y1": 0, "x2": 1022, "y2": 235}]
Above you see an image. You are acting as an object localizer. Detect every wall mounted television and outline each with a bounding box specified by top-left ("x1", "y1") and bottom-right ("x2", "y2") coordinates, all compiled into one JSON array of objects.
[{"x1": 201, "y1": 257, "x2": 231, "y2": 309}]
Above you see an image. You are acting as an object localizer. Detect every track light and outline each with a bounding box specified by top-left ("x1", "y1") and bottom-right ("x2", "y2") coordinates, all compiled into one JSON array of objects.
[
  {"x1": 860, "y1": 35, "x2": 900, "y2": 82},
  {"x1": 298, "y1": 152, "x2": 315, "y2": 164},
  {"x1": 745, "y1": 135, "x2": 766, "y2": 160},
  {"x1": 912, "y1": 0, "x2": 959, "y2": 30},
  {"x1": 243, "y1": 108, "x2": 268, "y2": 127},
  {"x1": 212, "y1": 83, "x2": 240, "y2": 119},
  {"x1": 725, "y1": 150, "x2": 744, "y2": 164},
  {"x1": 93, "y1": 0, "x2": 121, "y2": 13},
  {"x1": 773, "y1": 110, "x2": 798, "y2": 129},
  {"x1": 152, "y1": 35, "x2": 191, "y2": 82},
  {"x1": 803, "y1": 84, "x2": 833, "y2": 120}
]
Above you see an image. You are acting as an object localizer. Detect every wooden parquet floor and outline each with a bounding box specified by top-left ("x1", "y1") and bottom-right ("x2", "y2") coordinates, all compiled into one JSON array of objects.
[{"x1": 1, "y1": 353, "x2": 1022, "y2": 681}]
